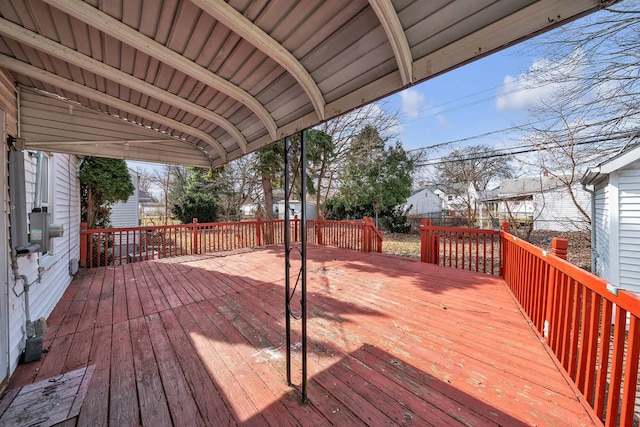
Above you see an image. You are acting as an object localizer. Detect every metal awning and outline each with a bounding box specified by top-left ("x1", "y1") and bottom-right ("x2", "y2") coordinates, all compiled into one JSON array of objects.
[{"x1": 0, "y1": 0, "x2": 609, "y2": 167}]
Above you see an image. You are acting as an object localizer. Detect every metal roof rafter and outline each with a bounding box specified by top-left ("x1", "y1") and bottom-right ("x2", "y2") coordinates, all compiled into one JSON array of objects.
[
  {"x1": 368, "y1": 0, "x2": 413, "y2": 85},
  {"x1": 0, "y1": 18, "x2": 247, "y2": 155},
  {"x1": 0, "y1": 55, "x2": 226, "y2": 162},
  {"x1": 41, "y1": 0, "x2": 279, "y2": 140},
  {"x1": 191, "y1": 0, "x2": 326, "y2": 121}
]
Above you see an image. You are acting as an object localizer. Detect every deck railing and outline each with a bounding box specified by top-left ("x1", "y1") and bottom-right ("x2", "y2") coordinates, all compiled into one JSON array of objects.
[
  {"x1": 502, "y1": 232, "x2": 640, "y2": 427},
  {"x1": 420, "y1": 221, "x2": 640, "y2": 426},
  {"x1": 419, "y1": 219, "x2": 502, "y2": 275},
  {"x1": 80, "y1": 217, "x2": 382, "y2": 268}
]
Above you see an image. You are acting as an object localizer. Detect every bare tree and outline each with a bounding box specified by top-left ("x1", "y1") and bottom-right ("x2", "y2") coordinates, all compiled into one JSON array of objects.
[
  {"x1": 433, "y1": 145, "x2": 514, "y2": 227},
  {"x1": 314, "y1": 101, "x2": 402, "y2": 215},
  {"x1": 517, "y1": 1, "x2": 640, "y2": 133}
]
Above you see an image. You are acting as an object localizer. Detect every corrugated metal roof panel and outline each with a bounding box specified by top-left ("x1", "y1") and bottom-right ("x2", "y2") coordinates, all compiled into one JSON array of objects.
[{"x1": 0, "y1": 0, "x2": 607, "y2": 166}]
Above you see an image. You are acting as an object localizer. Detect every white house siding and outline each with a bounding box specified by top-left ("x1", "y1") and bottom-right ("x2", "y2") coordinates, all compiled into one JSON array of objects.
[
  {"x1": 407, "y1": 189, "x2": 442, "y2": 216},
  {"x1": 1, "y1": 67, "x2": 17, "y2": 382},
  {"x1": 7, "y1": 151, "x2": 79, "y2": 374},
  {"x1": 533, "y1": 185, "x2": 591, "y2": 232},
  {"x1": 110, "y1": 169, "x2": 139, "y2": 228},
  {"x1": 618, "y1": 162, "x2": 640, "y2": 294},
  {"x1": 593, "y1": 181, "x2": 610, "y2": 279}
]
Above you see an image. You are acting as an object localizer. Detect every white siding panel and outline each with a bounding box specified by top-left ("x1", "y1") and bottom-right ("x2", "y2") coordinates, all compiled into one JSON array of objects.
[
  {"x1": 110, "y1": 170, "x2": 139, "y2": 228},
  {"x1": 533, "y1": 185, "x2": 591, "y2": 231},
  {"x1": 0, "y1": 68, "x2": 17, "y2": 136},
  {"x1": 406, "y1": 188, "x2": 442, "y2": 216},
  {"x1": 7, "y1": 152, "x2": 79, "y2": 374},
  {"x1": 618, "y1": 162, "x2": 640, "y2": 294},
  {"x1": 593, "y1": 181, "x2": 609, "y2": 279}
]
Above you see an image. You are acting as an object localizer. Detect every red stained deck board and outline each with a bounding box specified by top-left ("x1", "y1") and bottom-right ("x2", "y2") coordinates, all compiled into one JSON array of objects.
[
  {"x1": 303, "y1": 262, "x2": 568, "y2": 390},
  {"x1": 158, "y1": 309, "x2": 236, "y2": 425},
  {"x1": 139, "y1": 261, "x2": 171, "y2": 312},
  {"x1": 143, "y1": 313, "x2": 207, "y2": 426},
  {"x1": 153, "y1": 260, "x2": 199, "y2": 306},
  {"x1": 143, "y1": 261, "x2": 184, "y2": 308},
  {"x1": 131, "y1": 262, "x2": 158, "y2": 316},
  {"x1": 5, "y1": 247, "x2": 600, "y2": 426},
  {"x1": 77, "y1": 324, "x2": 111, "y2": 426},
  {"x1": 123, "y1": 263, "x2": 144, "y2": 320},
  {"x1": 129, "y1": 316, "x2": 172, "y2": 425},
  {"x1": 111, "y1": 264, "x2": 129, "y2": 323},
  {"x1": 109, "y1": 320, "x2": 139, "y2": 426}
]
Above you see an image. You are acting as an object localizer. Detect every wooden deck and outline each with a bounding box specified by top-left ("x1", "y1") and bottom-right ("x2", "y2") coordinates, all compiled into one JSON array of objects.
[{"x1": 4, "y1": 246, "x2": 601, "y2": 426}]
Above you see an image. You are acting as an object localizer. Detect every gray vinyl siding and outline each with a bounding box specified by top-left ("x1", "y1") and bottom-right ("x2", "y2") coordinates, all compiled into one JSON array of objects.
[
  {"x1": 618, "y1": 162, "x2": 640, "y2": 294},
  {"x1": 593, "y1": 181, "x2": 610, "y2": 279}
]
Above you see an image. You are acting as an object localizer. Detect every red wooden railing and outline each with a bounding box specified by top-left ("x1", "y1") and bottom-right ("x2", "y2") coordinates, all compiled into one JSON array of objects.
[
  {"x1": 419, "y1": 221, "x2": 640, "y2": 426},
  {"x1": 502, "y1": 232, "x2": 640, "y2": 427},
  {"x1": 419, "y1": 219, "x2": 503, "y2": 275},
  {"x1": 307, "y1": 216, "x2": 382, "y2": 253},
  {"x1": 80, "y1": 217, "x2": 382, "y2": 268}
]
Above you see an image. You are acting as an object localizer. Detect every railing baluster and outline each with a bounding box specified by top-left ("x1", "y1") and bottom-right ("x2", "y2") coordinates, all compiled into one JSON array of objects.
[
  {"x1": 620, "y1": 315, "x2": 640, "y2": 426},
  {"x1": 605, "y1": 307, "x2": 627, "y2": 427},
  {"x1": 568, "y1": 279, "x2": 581, "y2": 379},
  {"x1": 594, "y1": 300, "x2": 612, "y2": 418}
]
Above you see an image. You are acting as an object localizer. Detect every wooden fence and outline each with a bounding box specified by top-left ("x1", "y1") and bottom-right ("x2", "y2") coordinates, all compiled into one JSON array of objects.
[
  {"x1": 80, "y1": 217, "x2": 382, "y2": 268},
  {"x1": 420, "y1": 221, "x2": 640, "y2": 426}
]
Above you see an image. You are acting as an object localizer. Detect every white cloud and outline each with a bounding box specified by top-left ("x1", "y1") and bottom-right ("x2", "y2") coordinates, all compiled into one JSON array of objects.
[
  {"x1": 496, "y1": 50, "x2": 587, "y2": 111},
  {"x1": 400, "y1": 89, "x2": 426, "y2": 118},
  {"x1": 436, "y1": 114, "x2": 451, "y2": 129}
]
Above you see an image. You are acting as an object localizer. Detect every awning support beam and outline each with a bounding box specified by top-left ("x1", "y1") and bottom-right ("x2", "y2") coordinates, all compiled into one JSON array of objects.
[{"x1": 284, "y1": 130, "x2": 308, "y2": 402}]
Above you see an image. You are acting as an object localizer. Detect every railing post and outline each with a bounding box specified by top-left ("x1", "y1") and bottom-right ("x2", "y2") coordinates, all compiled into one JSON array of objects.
[
  {"x1": 362, "y1": 217, "x2": 368, "y2": 252},
  {"x1": 499, "y1": 222, "x2": 510, "y2": 277},
  {"x1": 256, "y1": 216, "x2": 262, "y2": 246},
  {"x1": 80, "y1": 222, "x2": 88, "y2": 267},
  {"x1": 420, "y1": 219, "x2": 431, "y2": 263},
  {"x1": 192, "y1": 218, "x2": 198, "y2": 255},
  {"x1": 294, "y1": 215, "x2": 299, "y2": 243},
  {"x1": 551, "y1": 238, "x2": 568, "y2": 260}
]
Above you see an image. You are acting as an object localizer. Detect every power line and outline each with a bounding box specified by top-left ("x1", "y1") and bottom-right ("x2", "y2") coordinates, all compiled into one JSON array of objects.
[
  {"x1": 407, "y1": 111, "x2": 640, "y2": 155},
  {"x1": 415, "y1": 130, "x2": 636, "y2": 167}
]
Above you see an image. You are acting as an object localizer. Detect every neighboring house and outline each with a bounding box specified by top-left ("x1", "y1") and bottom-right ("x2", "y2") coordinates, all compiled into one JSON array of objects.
[
  {"x1": 582, "y1": 143, "x2": 640, "y2": 296},
  {"x1": 276, "y1": 200, "x2": 317, "y2": 220},
  {"x1": 406, "y1": 186, "x2": 443, "y2": 217},
  {"x1": 481, "y1": 176, "x2": 590, "y2": 231},
  {"x1": 2, "y1": 70, "x2": 80, "y2": 380},
  {"x1": 532, "y1": 183, "x2": 591, "y2": 232},
  {"x1": 110, "y1": 168, "x2": 140, "y2": 228},
  {"x1": 432, "y1": 182, "x2": 477, "y2": 217}
]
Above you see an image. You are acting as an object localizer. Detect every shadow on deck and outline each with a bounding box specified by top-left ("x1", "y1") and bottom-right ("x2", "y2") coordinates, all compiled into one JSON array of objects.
[{"x1": 3, "y1": 246, "x2": 600, "y2": 426}]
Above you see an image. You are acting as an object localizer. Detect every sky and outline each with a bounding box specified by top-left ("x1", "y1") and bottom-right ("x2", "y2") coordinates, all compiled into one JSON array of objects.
[
  {"x1": 386, "y1": 42, "x2": 550, "y2": 154},
  {"x1": 129, "y1": 40, "x2": 563, "y2": 189}
]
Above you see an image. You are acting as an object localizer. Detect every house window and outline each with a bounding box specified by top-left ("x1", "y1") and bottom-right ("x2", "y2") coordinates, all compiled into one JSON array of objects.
[{"x1": 447, "y1": 195, "x2": 453, "y2": 201}]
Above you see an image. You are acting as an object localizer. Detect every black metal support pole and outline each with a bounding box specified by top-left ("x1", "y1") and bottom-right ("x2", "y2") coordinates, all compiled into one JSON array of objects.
[
  {"x1": 284, "y1": 136, "x2": 292, "y2": 386},
  {"x1": 300, "y1": 130, "x2": 308, "y2": 402}
]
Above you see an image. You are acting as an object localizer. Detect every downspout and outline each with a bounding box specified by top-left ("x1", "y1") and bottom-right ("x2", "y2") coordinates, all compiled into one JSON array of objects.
[
  {"x1": 582, "y1": 182, "x2": 596, "y2": 274},
  {"x1": 9, "y1": 249, "x2": 31, "y2": 324},
  {"x1": 33, "y1": 151, "x2": 44, "y2": 211}
]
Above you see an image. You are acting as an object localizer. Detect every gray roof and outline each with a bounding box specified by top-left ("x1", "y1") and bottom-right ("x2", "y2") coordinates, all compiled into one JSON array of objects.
[{"x1": 482, "y1": 176, "x2": 565, "y2": 201}]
